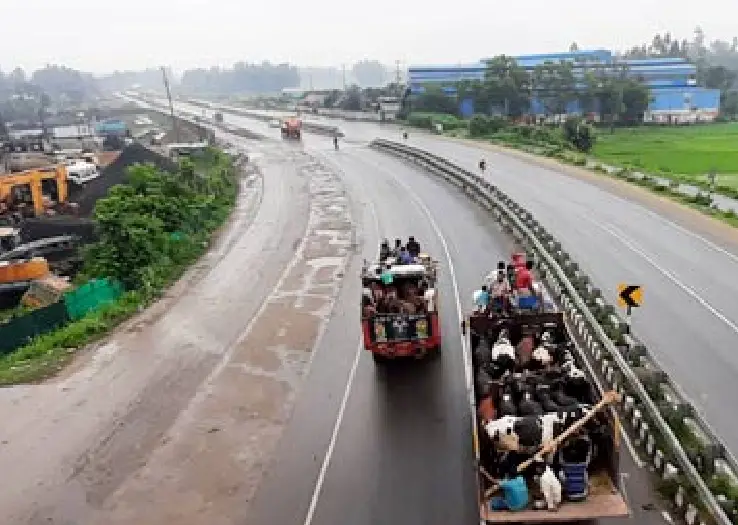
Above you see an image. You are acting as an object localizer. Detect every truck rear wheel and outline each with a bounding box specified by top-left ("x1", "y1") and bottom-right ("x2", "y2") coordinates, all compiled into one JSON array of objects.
[{"x1": 372, "y1": 353, "x2": 387, "y2": 364}]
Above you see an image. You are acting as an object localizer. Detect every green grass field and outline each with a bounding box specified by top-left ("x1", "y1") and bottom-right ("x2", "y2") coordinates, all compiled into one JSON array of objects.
[{"x1": 592, "y1": 123, "x2": 738, "y2": 182}]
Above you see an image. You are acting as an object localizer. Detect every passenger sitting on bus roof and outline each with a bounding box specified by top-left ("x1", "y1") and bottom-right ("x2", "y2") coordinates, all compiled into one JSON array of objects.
[
  {"x1": 398, "y1": 246, "x2": 413, "y2": 265},
  {"x1": 506, "y1": 264, "x2": 517, "y2": 288},
  {"x1": 392, "y1": 238, "x2": 403, "y2": 257},
  {"x1": 407, "y1": 236, "x2": 421, "y2": 257},
  {"x1": 490, "y1": 271, "x2": 511, "y2": 303},
  {"x1": 473, "y1": 285, "x2": 490, "y2": 312},
  {"x1": 515, "y1": 260, "x2": 535, "y2": 296},
  {"x1": 485, "y1": 261, "x2": 507, "y2": 287},
  {"x1": 379, "y1": 239, "x2": 391, "y2": 261}
]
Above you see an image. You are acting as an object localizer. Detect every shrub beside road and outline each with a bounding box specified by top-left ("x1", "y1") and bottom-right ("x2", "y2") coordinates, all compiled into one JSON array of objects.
[{"x1": 0, "y1": 148, "x2": 238, "y2": 385}]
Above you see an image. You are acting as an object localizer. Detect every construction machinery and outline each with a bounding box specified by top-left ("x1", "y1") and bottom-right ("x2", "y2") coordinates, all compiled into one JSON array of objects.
[{"x1": 0, "y1": 165, "x2": 69, "y2": 218}]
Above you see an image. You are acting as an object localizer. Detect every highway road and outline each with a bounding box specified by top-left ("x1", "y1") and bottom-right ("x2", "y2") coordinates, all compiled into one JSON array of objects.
[
  {"x1": 181, "y1": 101, "x2": 738, "y2": 459},
  {"x1": 162, "y1": 101, "x2": 666, "y2": 525}
]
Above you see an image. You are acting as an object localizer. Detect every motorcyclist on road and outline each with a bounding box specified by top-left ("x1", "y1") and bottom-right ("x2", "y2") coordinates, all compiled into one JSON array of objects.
[
  {"x1": 479, "y1": 159, "x2": 486, "y2": 172},
  {"x1": 333, "y1": 135, "x2": 339, "y2": 149},
  {"x1": 402, "y1": 131, "x2": 408, "y2": 140}
]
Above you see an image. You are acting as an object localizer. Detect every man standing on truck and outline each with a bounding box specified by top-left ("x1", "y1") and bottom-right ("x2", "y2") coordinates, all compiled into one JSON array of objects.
[
  {"x1": 379, "y1": 239, "x2": 391, "y2": 261},
  {"x1": 406, "y1": 236, "x2": 421, "y2": 258},
  {"x1": 515, "y1": 260, "x2": 535, "y2": 296},
  {"x1": 490, "y1": 271, "x2": 511, "y2": 310},
  {"x1": 473, "y1": 285, "x2": 490, "y2": 312},
  {"x1": 398, "y1": 246, "x2": 413, "y2": 265}
]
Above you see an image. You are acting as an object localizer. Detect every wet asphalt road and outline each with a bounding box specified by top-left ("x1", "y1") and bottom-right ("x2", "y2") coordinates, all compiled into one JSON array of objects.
[
  {"x1": 199, "y1": 103, "x2": 738, "y2": 456},
  {"x1": 164, "y1": 101, "x2": 668, "y2": 524}
]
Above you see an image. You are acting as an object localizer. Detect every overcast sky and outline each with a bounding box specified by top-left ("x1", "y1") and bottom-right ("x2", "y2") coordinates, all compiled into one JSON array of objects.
[{"x1": 3, "y1": 0, "x2": 736, "y2": 74}]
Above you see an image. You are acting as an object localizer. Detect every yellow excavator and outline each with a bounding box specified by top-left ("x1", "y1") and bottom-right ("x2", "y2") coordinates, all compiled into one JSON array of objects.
[{"x1": 0, "y1": 164, "x2": 69, "y2": 218}]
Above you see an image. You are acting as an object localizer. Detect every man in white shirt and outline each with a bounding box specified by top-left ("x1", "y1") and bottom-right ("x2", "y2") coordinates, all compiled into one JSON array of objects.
[{"x1": 489, "y1": 270, "x2": 511, "y2": 310}]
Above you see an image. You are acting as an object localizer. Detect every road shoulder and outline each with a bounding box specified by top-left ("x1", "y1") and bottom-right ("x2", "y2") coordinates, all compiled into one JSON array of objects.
[{"x1": 86, "y1": 153, "x2": 355, "y2": 525}]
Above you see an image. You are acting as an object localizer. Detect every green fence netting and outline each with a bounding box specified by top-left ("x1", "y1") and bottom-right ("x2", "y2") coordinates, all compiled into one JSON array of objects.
[
  {"x1": 0, "y1": 301, "x2": 69, "y2": 356},
  {"x1": 63, "y1": 278, "x2": 123, "y2": 321}
]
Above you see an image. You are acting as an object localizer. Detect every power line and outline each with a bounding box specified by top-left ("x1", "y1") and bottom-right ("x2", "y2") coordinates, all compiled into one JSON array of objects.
[{"x1": 160, "y1": 66, "x2": 180, "y2": 143}]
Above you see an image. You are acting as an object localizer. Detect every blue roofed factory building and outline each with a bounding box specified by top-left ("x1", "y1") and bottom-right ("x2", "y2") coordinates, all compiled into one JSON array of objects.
[{"x1": 408, "y1": 49, "x2": 721, "y2": 123}]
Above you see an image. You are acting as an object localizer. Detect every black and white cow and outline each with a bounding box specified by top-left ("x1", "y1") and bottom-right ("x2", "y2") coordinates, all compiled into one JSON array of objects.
[{"x1": 484, "y1": 407, "x2": 590, "y2": 452}]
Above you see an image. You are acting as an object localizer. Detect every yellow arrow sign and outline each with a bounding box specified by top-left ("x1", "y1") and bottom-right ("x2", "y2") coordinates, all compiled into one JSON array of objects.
[{"x1": 617, "y1": 284, "x2": 643, "y2": 308}]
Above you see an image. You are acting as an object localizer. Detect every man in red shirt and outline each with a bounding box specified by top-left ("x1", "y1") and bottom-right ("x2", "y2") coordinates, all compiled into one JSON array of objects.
[{"x1": 515, "y1": 260, "x2": 535, "y2": 295}]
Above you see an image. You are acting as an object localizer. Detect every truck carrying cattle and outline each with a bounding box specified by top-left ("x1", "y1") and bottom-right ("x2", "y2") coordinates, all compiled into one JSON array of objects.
[
  {"x1": 361, "y1": 237, "x2": 439, "y2": 362},
  {"x1": 465, "y1": 254, "x2": 629, "y2": 522}
]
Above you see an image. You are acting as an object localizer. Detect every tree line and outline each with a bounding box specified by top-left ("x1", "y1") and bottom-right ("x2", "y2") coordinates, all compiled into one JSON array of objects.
[
  {"x1": 179, "y1": 62, "x2": 300, "y2": 95},
  {"x1": 409, "y1": 55, "x2": 652, "y2": 126},
  {"x1": 618, "y1": 27, "x2": 738, "y2": 117}
]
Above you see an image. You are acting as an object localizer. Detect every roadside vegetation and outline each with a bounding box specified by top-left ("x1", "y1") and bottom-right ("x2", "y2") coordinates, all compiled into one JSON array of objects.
[
  {"x1": 0, "y1": 148, "x2": 238, "y2": 385},
  {"x1": 592, "y1": 123, "x2": 738, "y2": 186}
]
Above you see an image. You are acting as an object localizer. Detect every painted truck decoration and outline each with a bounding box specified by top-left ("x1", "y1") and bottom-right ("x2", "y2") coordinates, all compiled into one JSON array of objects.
[{"x1": 360, "y1": 240, "x2": 440, "y2": 362}]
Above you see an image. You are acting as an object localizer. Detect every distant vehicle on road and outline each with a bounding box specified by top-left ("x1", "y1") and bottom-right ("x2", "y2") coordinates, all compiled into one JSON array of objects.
[
  {"x1": 280, "y1": 117, "x2": 302, "y2": 139},
  {"x1": 361, "y1": 249, "x2": 440, "y2": 362},
  {"x1": 65, "y1": 161, "x2": 100, "y2": 185},
  {"x1": 268, "y1": 119, "x2": 281, "y2": 128}
]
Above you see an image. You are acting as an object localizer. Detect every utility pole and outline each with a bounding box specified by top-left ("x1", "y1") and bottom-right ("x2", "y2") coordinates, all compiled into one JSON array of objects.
[
  {"x1": 161, "y1": 66, "x2": 180, "y2": 143},
  {"x1": 395, "y1": 59, "x2": 401, "y2": 85},
  {"x1": 342, "y1": 64, "x2": 347, "y2": 90}
]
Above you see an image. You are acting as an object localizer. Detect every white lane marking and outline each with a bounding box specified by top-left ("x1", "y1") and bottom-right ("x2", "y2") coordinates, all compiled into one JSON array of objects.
[
  {"x1": 302, "y1": 195, "x2": 382, "y2": 525},
  {"x1": 634, "y1": 205, "x2": 738, "y2": 265},
  {"x1": 591, "y1": 218, "x2": 738, "y2": 336},
  {"x1": 471, "y1": 141, "x2": 738, "y2": 266},
  {"x1": 302, "y1": 341, "x2": 363, "y2": 525},
  {"x1": 377, "y1": 167, "x2": 472, "y2": 400}
]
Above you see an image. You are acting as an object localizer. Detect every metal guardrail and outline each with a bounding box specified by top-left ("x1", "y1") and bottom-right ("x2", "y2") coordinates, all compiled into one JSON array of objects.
[{"x1": 370, "y1": 138, "x2": 736, "y2": 525}]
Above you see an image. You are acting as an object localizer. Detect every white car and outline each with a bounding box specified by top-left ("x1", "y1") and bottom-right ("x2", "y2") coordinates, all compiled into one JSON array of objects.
[
  {"x1": 268, "y1": 119, "x2": 281, "y2": 128},
  {"x1": 66, "y1": 161, "x2": 101, "y2": 185}
]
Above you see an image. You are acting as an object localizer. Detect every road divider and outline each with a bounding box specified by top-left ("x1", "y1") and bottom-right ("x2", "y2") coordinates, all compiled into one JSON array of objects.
[{"x1": 369, "y1": 137, "x2": 737, "y2": 525}]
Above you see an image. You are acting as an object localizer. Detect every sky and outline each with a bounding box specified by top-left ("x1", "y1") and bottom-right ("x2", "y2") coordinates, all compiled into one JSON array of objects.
[{"x1": 3, "y1": 0, "x2": 736, "y2": 74}]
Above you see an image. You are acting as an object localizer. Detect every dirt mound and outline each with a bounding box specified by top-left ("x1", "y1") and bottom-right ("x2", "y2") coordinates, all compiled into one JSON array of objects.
[{"x1": 69, "y1": 144, "x2": 176, "y2": 217}]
